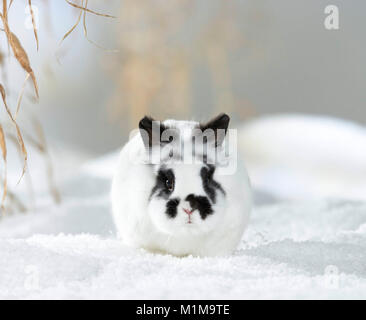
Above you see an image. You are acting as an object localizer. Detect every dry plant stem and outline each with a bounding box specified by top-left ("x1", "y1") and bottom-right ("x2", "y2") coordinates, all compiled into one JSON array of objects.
[
  {"x1": 12, "y1": 120, "x2": 61, "y2": 205},
  {"x1": 65, "y1": 0, "x2": 116, "y2": 18},
  {"x1": 7, "y1": 133, "x2": 35, "y2": 209},
  {"x1": 82, "y1": 0, "x2": 118, "y2": 52},
  {"x1": 0, "y1": 84, "x2": 27, "y2": 184},
  {"x1": 0, "y1": 48, "x2": 7, "y2": 102},
  {"x1": 15, "y1": 73, "x2": 30, "y2": 119},
  {"x1": 82, "y1": 0, "x2": 89, "y2": 38},
  {"x1": 28, "y1": 0, "x2": 39, "y2": 51},
  {"x1": 60, "y1": 0, "x2": 117, "y2": 52},
  {"x1": 0, "y1": 125, "x2": 7, "y2": 211},
  {"x1": 7, "y1": 189, "x2": 27, "y2": 213},
  {"x1": 0, "y1": 14, "x2": 39, "y2": 98},
  {"x1": 2, "y1": 0, "x2": 9, "y2": 53},
  {"x1": 0, "y1": 177, "x2": 27, "y2": 213},
  {"x1": 0, "y1": 0, "x2": 112, "y2": 212},
  {"x1": 3, "y1": 0, "x2": 7, "y2": 19},
  {"x1": 32, "y1": 118, "x2": 61, "y2": 204},
  {"x1": 60, "y1": 3, "x2": 84, "y2": 45}
]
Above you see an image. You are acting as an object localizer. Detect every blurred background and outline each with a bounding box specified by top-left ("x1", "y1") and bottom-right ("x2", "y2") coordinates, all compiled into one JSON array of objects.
[{"x1": 1, "y1": 0, "x2": 366, "y2": 211}]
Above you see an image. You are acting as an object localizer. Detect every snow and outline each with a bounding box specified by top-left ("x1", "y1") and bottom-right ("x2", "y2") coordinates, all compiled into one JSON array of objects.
[
  {"x1": 1, "y1": 200, "x2": 366, "y2": 299},
  {"x1": 239, "y1": 114, "x2": 366, "y2": 201},
  {"x1": 1, "y1": 115, "x2": 366, "y2": 299}
]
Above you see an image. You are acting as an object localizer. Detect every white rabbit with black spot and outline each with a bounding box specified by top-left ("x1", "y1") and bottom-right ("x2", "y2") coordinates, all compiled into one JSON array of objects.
[{"x1": 111, "y1": 114, "x2": 251, "y2": 256}]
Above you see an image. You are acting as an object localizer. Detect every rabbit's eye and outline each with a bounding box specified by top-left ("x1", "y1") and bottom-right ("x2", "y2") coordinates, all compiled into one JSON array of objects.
[{"x1": 166, "y1": 178, "x2": 174, "y2": 192}]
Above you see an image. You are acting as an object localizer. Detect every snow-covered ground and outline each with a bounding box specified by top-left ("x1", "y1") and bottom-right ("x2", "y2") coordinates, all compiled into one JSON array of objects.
[{"x1": 1, "y1": 115, "x2": 366, "y2": 299}]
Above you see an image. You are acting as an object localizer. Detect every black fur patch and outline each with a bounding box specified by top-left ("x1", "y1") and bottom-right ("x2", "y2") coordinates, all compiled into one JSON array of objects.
[
  {"x1": 185, "y1": 194, "x2": 213, "y2": 220},
  {"x1": 150, "y1": 167, "x2": 175, "y2": 200},
  {"x1": 166, "y1": 198, "x2": 180, "y2": 218},
  {"x1": 139, "y1": 116, "x2": 167, "y2": 148},
  {"x1": 199, "y1": 113, "x2": 230, "y2": 147},
  {"x1": 200, "y1": 165, "x2": 225, "y2": 204}
]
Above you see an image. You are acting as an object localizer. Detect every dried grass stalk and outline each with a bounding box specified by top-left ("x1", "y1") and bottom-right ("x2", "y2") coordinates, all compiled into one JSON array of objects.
[
  {"x1": 0, "y1": 177, "x2": 27, "y2": 213},
  {"x1": 28, "y1": 0, "x2": 39, "y2": 51},
  {"x1": 9, "y1": 32, "x2": 38, "y2": 98},
  {"x1": 15, "y1": 73, "x2": 30, "y2": 119},
  {"x1": 60, "y1": 0, "x2": 116, "y2": 52},
  {"x1": 32, "y1": 118, "x2": 61, "y2": 204},
  {"x1": 1, "y1": 0, "x2": 38, "y2": 97},
  {"x1": 7, "y1": 132, "x2": 35, "y2": 210},
  {"x1": 0, "y1": 0, "x2": 113, "y2": 212},
  {"x1": 65, "y1": 0, "x2": 116, "y2": 18},
  {"x1": 82, "y1": 0, "x2": 118, "y2": 52},
  {"x1": 60, "y1": 3, "x2": 83, "y2": 45},
  {"x1": 7, "y1": 190, "x2": 27, "y2": 212},
  {"x1": 0, "y1": 124, "x2": 7, "y2": 211},
  {"x1": 3, "y1": 0, "x2": 7, "y2": 18},
  {"x1": 0, "y1": 84, "x2": 27, "y2": 184},
  {"x1": 0, "y1": 12, "x2": 39, "y2": 98}
]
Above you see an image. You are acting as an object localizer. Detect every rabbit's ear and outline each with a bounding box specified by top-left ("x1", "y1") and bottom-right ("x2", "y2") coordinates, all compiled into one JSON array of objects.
[
  {"x1": 139, "y1": 116, "x2": 166, "y2": 148},
  {"x1": 200, "y1": 113, "x2": 230, "y2": 147}
]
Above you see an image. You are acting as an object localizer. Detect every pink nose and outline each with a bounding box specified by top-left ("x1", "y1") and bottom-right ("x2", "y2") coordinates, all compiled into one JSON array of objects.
[{"x1": 183, "y1": 208, "x2": 193, "y2": 215}]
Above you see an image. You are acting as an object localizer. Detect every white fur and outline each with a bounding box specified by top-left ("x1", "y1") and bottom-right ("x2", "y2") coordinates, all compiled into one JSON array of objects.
[{"x1": 111, "y1": 119, "x2": 252, "y2": 257}]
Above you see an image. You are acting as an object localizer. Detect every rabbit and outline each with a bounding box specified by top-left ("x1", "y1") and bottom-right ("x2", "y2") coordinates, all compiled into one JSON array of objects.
[{"x1": 111, "y1": 113, "x2": 252, "y2": 256}]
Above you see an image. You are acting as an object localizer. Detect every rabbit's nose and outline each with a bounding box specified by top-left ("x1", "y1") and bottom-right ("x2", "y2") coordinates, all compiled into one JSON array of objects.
[
  {"x1": 183, "y1": 208, "x2": 193, "y2": 215},
  {"x1": 182, "y1": 200, "x2": 193, "y2": 215}
]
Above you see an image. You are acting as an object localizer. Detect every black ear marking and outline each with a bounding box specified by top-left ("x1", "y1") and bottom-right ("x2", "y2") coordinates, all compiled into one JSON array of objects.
[
  {"x1": 139, "y1": 116, "x2": 167, "y2": 148},
  {"x1": 200, "y1": 113, "x2": 230, "y2": 147}
]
